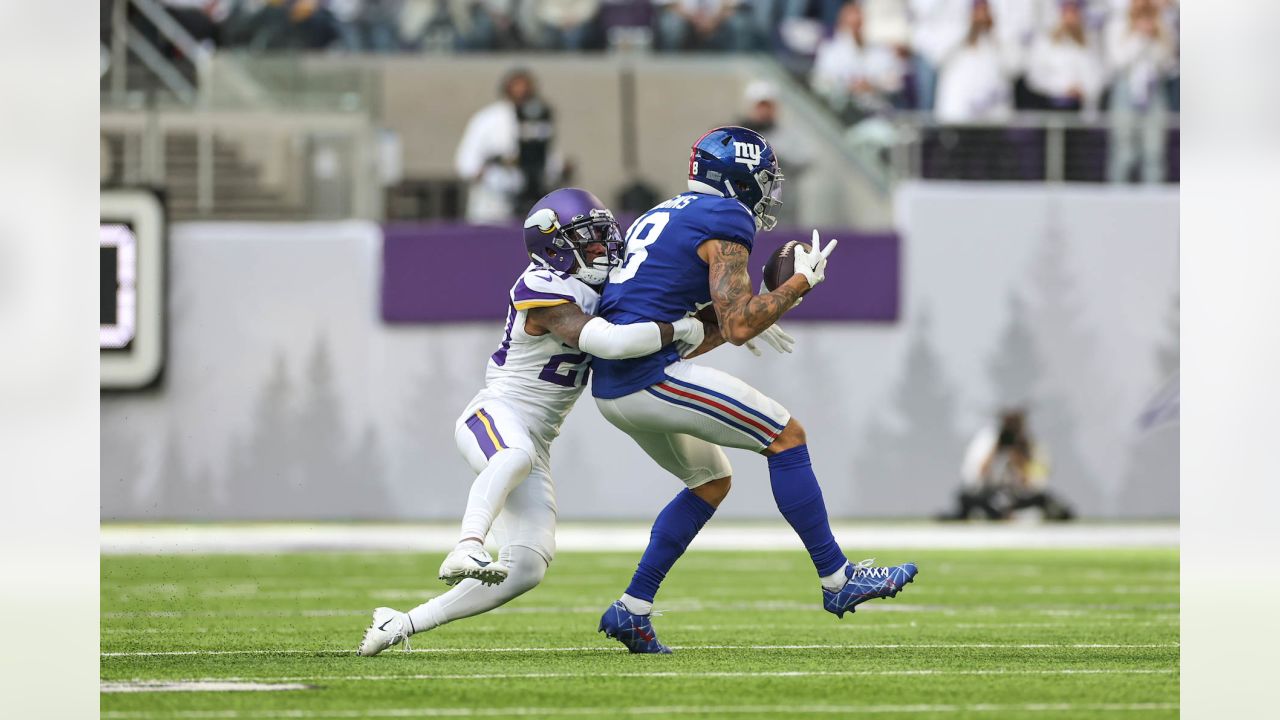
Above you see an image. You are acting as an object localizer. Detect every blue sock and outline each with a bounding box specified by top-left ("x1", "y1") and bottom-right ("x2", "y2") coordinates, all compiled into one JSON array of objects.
[
  {"x1": 767, "y1": 445, "x2": 847, "y2": 577},
  {"x1": 624, "y1": 489, "x2": 717, "y2": 603}
]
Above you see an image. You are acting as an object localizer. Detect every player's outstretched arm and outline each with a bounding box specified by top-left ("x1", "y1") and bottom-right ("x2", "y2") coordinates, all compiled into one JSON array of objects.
[
  {"x1": 526, "y1": 303, "x2": 703, "y2": 360},
  {"x1": 700, "y1": 240, "x2": 806, "y2": 346}
]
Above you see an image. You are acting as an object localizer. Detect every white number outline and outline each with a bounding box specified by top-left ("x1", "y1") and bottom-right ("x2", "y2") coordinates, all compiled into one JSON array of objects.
[{"x1": 609, "y1": 211, "x2": 669, "y2": 284}]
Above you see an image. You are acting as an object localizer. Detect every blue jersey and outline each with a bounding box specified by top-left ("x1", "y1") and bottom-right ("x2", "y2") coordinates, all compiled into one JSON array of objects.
[{"x1": 591, "y1": 192, "x2": 756, "y2": 399}]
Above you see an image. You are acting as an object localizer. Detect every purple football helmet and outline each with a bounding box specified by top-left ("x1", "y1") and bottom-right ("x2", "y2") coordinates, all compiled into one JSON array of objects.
[{"x1": 522, "y1": 188, "x2": 623, "y2": 286}]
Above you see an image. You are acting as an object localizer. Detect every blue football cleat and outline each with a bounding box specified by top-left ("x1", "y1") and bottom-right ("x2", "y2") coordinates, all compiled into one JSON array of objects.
[
  {"x1": 823, "y1": 559, "x2": 919, "y2": 619},
  {"x1": 598, "y1": 600, "x2": 672, "y2": 654}
]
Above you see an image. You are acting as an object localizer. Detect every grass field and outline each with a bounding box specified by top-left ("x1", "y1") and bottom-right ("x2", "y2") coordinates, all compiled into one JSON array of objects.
[{"x1": 101, "y1": 547, "x2": 1179, "y2": 719}]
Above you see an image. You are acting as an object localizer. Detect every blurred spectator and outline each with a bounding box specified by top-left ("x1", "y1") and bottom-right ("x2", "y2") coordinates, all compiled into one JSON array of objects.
[
  {"x1": 454, "y1": 68, "x2": 564, "y2": 222},
  {"x1": 934, "y1": 0, "x2": 1012, "y2": 123},
  {"x1": 333, "y1": 0, "x2": 404, "y2": 52},
  {"x1": 1023, "y1": 0, "x2": 1104, "y2": 112},
  {"x1": 249, "y1": 0, "x2": 348, "y2": 51},
  {"x1": 735, "y1": 80, "x2": 813, "y2": 226},
  {"x1": 939, "y1": 410, "x2": 1075, "y2": 521},
  {"x1": 396, "y1": 0, "x2": 463, "y2": 51},
  {"x1": 986, "y1": 0, "x2": 1056, "y2": 79},
  {"x1": 597, "y1": 0, "x2": 656, "y2": 50},
  {"x1": 907, "y1": 0, "x2": 970, "y2": 110},
  {"x1": 810, "y1": 2, "x2": 905, "y2": 123},
  {"x1": 1106, "y1": 0, "x2": 1175, "y2": 183},
  {"x1": 652, "y1": 0, "x2": 752, "y2": 52},
  {"x1": 526, "y1": 0, "x2": 602, "y2": 50},
  {"x1": 860, "y1": 0, "x2": 912, "y2": 51},
  {"x1": 159, "y1": 0, "x2": 224, "y2": 47},
  {"x1": 466, "y1": 0, "x2": 527, "y2": 50}
]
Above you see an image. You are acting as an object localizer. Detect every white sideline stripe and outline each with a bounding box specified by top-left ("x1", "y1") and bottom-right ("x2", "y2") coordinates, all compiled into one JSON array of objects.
[
  {"x1": 127, "y1": 668, "x2": 1178, "y2": 683},
  {"x1": 101, "y1": 682, "x2": 311, "y2": 694},
  {"x1": 100, "y1": 522, "x2": 1179, "y2": 554},
  {"x1": 102, "y1": 643, "x2": 1178, "y2": 657},
  {"x1": 107, "y1": 614, "x2": 1177, "y2": 630},
  {"x1": 101, "y1": 603, "x2": 1180, "y2": 620},
  {"x1": 100, "y1": 703, "x2": 1180, "y2": 718}
]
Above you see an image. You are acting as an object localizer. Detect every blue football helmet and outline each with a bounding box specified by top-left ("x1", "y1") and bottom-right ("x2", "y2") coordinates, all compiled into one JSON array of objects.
[
  {"x1": 687, "y1": 126, "x2": 784, "y2": 231},
  {"x1": 522, "y1": 188, "x2": 623, "y2": 286}
]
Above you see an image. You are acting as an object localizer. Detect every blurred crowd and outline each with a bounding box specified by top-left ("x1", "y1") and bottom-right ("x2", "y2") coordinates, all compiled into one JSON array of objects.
[
  {"x1": 119, "y1": 0, "x2": 1178, "y2": 183},
  {"x1": 141, "y1": 1, "x2": 1178, "y2": 112}
]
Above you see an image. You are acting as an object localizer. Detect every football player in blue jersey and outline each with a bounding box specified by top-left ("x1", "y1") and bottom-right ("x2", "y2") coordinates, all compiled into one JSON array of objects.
[{"x1": 592, "y1": 126, "x2": 919, "y2": 653}]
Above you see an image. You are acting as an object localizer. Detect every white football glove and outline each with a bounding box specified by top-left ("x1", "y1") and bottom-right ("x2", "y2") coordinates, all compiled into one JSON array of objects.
[
  {"x1": 671, "y1": 317, "x2": 705, "y2": 358},
  {"x1": 793, "y1": 229, "x2": 838, "y2": 289},
  {"x1": 744, "y1": 324, "x2": 795, "y2": 356}
]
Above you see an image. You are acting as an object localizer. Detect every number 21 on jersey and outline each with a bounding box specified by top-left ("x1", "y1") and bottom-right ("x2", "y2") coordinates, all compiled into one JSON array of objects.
[{"x1": 609, "y1": 212, "x2": 669, "y2": 284}]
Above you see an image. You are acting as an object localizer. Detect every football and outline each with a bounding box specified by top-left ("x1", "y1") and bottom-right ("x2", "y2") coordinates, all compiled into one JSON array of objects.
[{"x1": 762, "y1": 240, "x2": 809, "y2": 292}]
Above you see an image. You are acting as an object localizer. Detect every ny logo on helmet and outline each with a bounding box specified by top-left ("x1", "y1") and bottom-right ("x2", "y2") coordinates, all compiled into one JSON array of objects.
[{"x1": 733, "y1": 142, "x2": 761, "y2": 170}]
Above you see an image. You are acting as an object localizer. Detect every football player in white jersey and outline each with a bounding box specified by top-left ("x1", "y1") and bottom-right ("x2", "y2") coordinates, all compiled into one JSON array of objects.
[{"x1": 357, "y1": 188, "x2": 706, "y2": 656}]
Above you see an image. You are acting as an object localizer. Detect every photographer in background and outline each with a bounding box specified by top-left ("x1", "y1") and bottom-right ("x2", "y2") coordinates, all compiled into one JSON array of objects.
[
  {"x1": 940, "y1": 409, "x2": 1075, "y2": 521},
  {"x1": 454, "y1": 68, "x2": 565, "y2": 223}
]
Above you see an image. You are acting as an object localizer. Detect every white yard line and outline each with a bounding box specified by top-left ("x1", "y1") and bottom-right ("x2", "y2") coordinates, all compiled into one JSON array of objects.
[
  {"x1": 100, "y1": 702, "x2": 1180, "y2": 718},
  {"x1": 101, "y1": 682, "x2": 311, "y2": 694},
  {"x1": 112, "y1": 668, "x2": 1178, "y2": 685},
  {"x1": 100, "y1": 522, "x2": 1179, "y2": 555},
  {"x1": 101, "y1": 642, "x2": 1178, "y2": 658}
]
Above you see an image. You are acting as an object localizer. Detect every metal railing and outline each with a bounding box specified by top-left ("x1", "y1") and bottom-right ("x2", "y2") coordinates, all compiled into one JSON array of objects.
[
  {"x1": 102, "y1": 107, "x2": 381, "y2": 221},
  {"x1": 868, "y1": 111, "x2": 1180, "y2": 186}
]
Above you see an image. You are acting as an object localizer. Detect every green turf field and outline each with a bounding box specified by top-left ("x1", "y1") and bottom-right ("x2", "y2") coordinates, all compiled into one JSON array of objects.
[{"x1": 101, "y1": 548, "x2": 1179, "y2": 719}]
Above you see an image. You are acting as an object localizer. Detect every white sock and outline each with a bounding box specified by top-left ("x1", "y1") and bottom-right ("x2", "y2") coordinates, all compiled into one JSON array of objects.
[
  {"x1": 620, "y1": 593, "x2": 653, "y2": 616},
  {"x1": 457, "y1": 449, "x2": 532, "y2": 544},
  {"x1": 407, "y1": 546, "x2": 547, "y2": 636},
  {"x1": 820, "y1": 564, "x2": 850, "y2": 593}
]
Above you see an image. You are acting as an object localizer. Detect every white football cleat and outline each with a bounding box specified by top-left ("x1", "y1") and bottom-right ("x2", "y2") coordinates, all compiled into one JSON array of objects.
[
  {"x1": 438, "y1": 544, "x2": 509, "y2": 586},
  {"x1": 357, "y1": 607, "x2": 411, "y2": 657}
]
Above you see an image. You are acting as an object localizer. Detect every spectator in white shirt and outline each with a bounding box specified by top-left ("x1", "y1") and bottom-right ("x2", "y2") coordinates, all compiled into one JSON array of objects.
[
  {"x1": 908, "y1": 0, "x2": 971, "y2": 110},
  {"x1": 860, "y1": 0, "x2": 911, "y2": 51},
  {"x1": 1024, "y1": 0, "x2": 1103, "y2": 111},
  {"x1": 1105, "y1": 0, "x2": 1175, "y2": 182},
  {"x1": 811, "y1": 2, "x2": 906, "y2": 122},
  {"x1": 934, "y1": 0, "x2": 1013, "y2": 123},
  {"x1": 526, "y1": 0, "x2": 602, "y2": 50}
]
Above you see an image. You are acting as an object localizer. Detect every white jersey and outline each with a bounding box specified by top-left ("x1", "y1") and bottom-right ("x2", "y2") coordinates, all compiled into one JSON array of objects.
[{"x1": 476, "y1": 264, "x2": 600, "y2": 442}]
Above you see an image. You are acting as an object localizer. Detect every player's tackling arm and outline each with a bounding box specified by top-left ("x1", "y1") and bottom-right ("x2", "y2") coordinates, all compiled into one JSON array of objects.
[
  {"x1": 700, "y1": 240, "x2": 807, "y2": 346},
  {"x1": 527, "y1": 303, "x2": 698, "y2": 360}
]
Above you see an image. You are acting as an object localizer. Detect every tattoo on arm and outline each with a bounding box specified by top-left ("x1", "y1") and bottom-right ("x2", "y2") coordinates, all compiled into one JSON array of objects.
[
  {"x1": 705, "y1": 240, "x2": 806, "y2": 345},
  {"x1": 525, "y1": 303, "x2": 592, "y2": 345},
  {"x1": 527, "y1": 303, "x2": 674, "y2": 347}
]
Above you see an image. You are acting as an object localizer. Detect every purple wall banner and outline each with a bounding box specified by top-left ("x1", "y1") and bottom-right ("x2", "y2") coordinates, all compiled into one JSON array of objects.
[{"x1": 382, "y1": 222, "x2": 900, "y2": 323}]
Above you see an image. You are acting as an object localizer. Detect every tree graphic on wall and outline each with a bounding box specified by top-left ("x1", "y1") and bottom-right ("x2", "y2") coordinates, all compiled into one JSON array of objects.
[
  {"x1": 148, "y1": 431, "x2": 223, "y2": 519},
  {"x1": 223, "y1": 338, "x2": 392, "y2": 519},
  {"x1": 100, "y1": 408, "x2": 146, "y2": 520},
  {"x1": 983, "y1": 289, "x2": 1100, "y2": 514},
  {"x1": 294, "y1": 337, "x2": 392, "y2": 518},
  {"x1": 988, "y1": 292, "x2": 1040, "y2": 407},
  {"x1": 853, "y1": 309, "x2": 966, "y2": 515},
  {"x1": 1117, "y1": 292, "x2": 1179, "y2": 517},
  {"x1": 225, "y1": 352, "x2": 300, "y2": 518},
  {"x1": 1023, "y1": 201, "x2": 1108, "y2": 515}
]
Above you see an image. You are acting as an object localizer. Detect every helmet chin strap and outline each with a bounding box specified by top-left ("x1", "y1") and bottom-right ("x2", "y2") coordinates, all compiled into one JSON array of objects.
[{"x1": 570, "y1": 248, "x2": 610, "y2": 285}]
